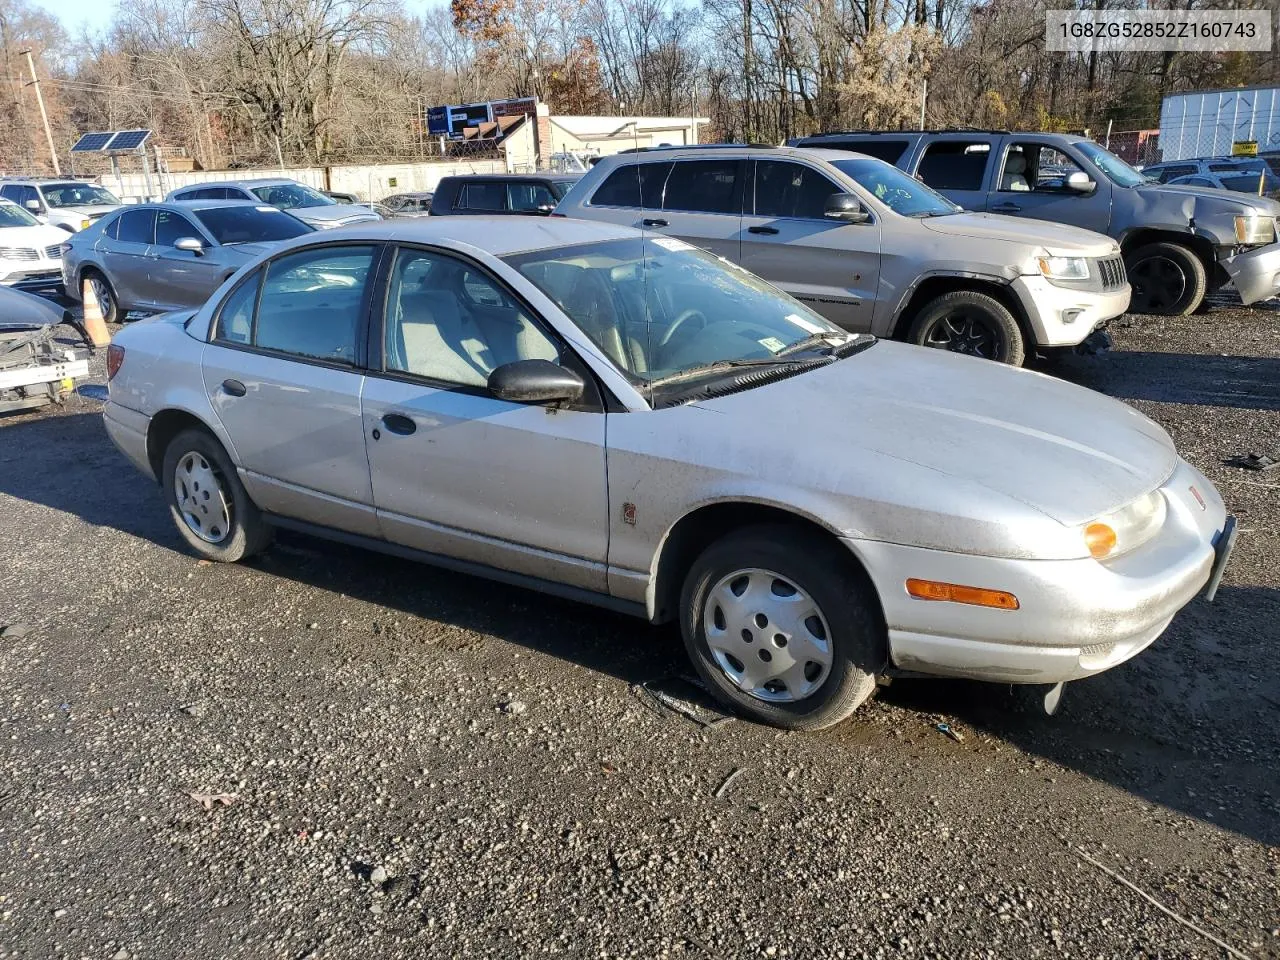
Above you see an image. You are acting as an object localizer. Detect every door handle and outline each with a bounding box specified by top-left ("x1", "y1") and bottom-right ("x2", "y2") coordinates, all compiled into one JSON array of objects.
[
  {"x1": 748, "y1": 225, "x2": 779, "y2": 235},
  {"x1": 990, "y1": 203, "x2": 1021, "y2": 213},
  {"x1": 221, "y1": 379, "x2": 246, "y2": 397},
  {"x1": 381, "y1": 413, "x2": 417, "y2": 436},
  {"x1": 642, "y1": 218, "x2": 668, "y2": 228}
]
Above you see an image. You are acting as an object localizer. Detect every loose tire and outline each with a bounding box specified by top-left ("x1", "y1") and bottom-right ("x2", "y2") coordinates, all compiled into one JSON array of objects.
[
  {"x1": 83, "y1": 269, "x2": 120, "y2": 324},
  {"x1": 1124, "y1": 241, "x2": 1206, "y2": 316},
  {"x1": 161, "y1": 428, "x2": 272, "y2": 562},
  {"x1": 679, "y1": 524, "x2": 885, "y2": 730},
  {"x1": 906, "y1": 290, "x2": 1026, "y2": 366}
]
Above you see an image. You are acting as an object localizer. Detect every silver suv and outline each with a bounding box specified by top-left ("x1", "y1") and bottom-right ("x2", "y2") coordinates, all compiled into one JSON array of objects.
[
  {"x1": 0, "y1": 178, "x2": 122, "y2": 233},
  {"x1": 555, "y1": 146, "x2": 1130, "y2": 366}
]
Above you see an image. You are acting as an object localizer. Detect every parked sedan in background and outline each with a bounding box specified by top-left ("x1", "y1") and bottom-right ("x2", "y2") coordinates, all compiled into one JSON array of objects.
[
  {"x1": 379, "y1": 192, "x2": 434, "y2": 217},
  {"x1": 0, "y1": 198, "x2": 71, "y2": 293},
  {"x1": 101, "y1": 218, "x2": 1231, "y2": 730},
  {"x1": 166, "y1": 179, "x2": 380, "y2": 230},
  {"x1": 429, "y1": 174, "x2": 580, "y2": 216},
  {"x1": 62, "y1": 200, "x2": 313, "y2": 322}
]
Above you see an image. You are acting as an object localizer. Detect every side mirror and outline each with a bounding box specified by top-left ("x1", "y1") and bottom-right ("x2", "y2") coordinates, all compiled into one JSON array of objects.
[
  {"x1": 488, "y1": 359, "x2": 584, "y2": 405},
  {"x1": 24, "y1": 199, "x2": 42, "y2": 212},
  {"x1": 1065, "y1": 171, "x2": 1097, "y2": 195},
  {"x1": 824, "y1": 193, "x2": 871, "y2": 223},
  {"x1": 174, "y1": 236, "x2": 205, "y2": 255}
]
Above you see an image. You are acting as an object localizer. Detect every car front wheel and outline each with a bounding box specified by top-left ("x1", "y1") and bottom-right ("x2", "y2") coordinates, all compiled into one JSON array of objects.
[
  {"x1": 82, "y1": 270, "x2": 119, "y2": 324},
  {"x1": 906, "y1": 290, "x2": 1026, "y2": 366},
  {"x1": 679, "y1": 525, "x2": 884, "y2": 730},
  {"x1": 161, "y1": 428, "x2": 272, "y2": 562},
  {"x1": 1124, "y1": 241, "x2": 1206, "y2": 315}
]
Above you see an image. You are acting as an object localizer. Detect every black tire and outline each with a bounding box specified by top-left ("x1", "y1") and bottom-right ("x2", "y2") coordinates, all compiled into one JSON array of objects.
[
  {"x1": 82, "y1": 268, "x2": 119, "y2": 324},
  {"x1": 679, "y1": 524, "x2": 885, "y2": 730},
  {"x1": 906, "y1": 290, "x2": 1026, "y2": 366},
  {"x1": 161, "y1": 427, "x2": 272, "y2": 562},
  {"x1": 1124, "y1": 241, "x2": 1207, "y2": 316}
]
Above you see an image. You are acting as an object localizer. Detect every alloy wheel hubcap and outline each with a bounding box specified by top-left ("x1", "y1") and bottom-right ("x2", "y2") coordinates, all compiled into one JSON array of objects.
[
  {"x1": 174, "y1": 451, "x2": 232, "y2": 544},
  {"x1": 703, "y1": 568, "x2": 833, "y2": 703},
  {"x1": 91, "y1": 278, "x2": 113, "y2": 316},
  {"x1": 924, "y1": 310, "x2": 1001, "y2": 358},
  {"x1": 1129, "y1": 256, "x2": 1185, "y2": 312}
]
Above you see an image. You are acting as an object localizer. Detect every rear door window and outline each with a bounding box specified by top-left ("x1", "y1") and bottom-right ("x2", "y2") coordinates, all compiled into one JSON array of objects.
[
  {"x1": 253, "y1": 245, "x2": 376, "y2": 364},
  {"x1": 590, "y1": 162, "x2": 672, "y2": 209},
  {"x1": 916, "y1": 140, "x2": 993, "y2": 191},
  {"x1": 662, "y1": 159, "x2": 741, "y2": 214},
  {"x1": 117, "y1": 209, "x2": 157, "y2": 244},
  {"x1": 507, "y1": 182, "x2": 557, "y2": 212},
  {"x1": 458, "y1": 182, "x2": 507, "y2": 212}
]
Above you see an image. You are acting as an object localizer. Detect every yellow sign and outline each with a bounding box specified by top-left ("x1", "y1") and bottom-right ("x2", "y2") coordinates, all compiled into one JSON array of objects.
[{"x1": 1232, "y1": 140, "x2": 1258, "y2": 156}]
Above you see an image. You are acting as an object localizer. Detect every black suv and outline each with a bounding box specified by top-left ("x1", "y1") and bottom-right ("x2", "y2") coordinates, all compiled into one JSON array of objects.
[{"x1": 430, "y1": 174, "x2": 581, "y2": 217}]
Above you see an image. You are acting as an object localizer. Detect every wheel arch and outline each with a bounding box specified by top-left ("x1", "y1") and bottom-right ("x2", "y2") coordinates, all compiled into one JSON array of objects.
[
  {"x1": 890, "y1": 273, "x2": 1032, "y2": 344},
  {"x1": 648, "y1": 500, "x2": 886, "y2": 628},
  {"x1": 1120, "y1": 229, "x2": 1216, "y2": 272},
  {"x1": 146, "y1": 408, "x2": 222, "y2": 483}
]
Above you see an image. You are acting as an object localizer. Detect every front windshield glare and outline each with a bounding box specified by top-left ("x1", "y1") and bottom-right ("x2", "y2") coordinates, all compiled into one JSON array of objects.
[
  {"x1": 251, "y1": 183, "x2": 334, "y2": 209},
  {"x1": 504, "y1": 237, "x2": 853, "y2": 392},
  {"x1": 1075, "y1": 141, "x2": 1147, "y2": 188},
  {"x1": 829, "y1": 157, "x2": 957, "y2": 217}
]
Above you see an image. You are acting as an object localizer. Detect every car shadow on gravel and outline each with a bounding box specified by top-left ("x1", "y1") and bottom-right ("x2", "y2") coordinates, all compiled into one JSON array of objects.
[
  {"x1": 877, "y1": 583, "x2": 1280, "y2": 848},
  {"x1": 1048, "y1": 350, "x2": 1280, "y2": 411}
]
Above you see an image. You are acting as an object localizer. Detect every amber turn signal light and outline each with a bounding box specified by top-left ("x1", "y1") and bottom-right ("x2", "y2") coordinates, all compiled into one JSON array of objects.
[
  {"x1": 905, "y1": 578, "x2": 1020, "y2": 610},
  {"x1": 1084, "y1": 522, "x2": 1117, "y2": 559}
]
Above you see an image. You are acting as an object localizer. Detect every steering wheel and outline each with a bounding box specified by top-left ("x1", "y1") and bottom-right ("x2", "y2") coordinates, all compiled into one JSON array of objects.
[{"x1": 658, "y1": 308, "x2": 709, "y2": 350}]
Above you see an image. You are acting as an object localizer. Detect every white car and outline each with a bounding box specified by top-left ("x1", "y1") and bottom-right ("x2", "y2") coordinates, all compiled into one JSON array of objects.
[
  {"x1": 102, "y1": 218, "x2": 1233, "y2": 730},
  {"x1": 0, "y1": 198, "x2": 70, "y2": 291},
  {"x1": 0, "y1": 179, "x2": 122, "y2": 233}
]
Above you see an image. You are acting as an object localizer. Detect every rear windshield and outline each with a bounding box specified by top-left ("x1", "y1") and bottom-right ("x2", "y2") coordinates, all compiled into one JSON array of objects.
[{"x1": 194, "y1": 205, "x2": 314, "y2": 244}]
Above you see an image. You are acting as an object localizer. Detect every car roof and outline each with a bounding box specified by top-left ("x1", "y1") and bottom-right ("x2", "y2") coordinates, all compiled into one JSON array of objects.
[
  {"x1": 127, "y1": 199, "x2": 269, "y2": 213},
  {"x1": 591, "y1": 144, "x2": 868, "y2": 165},
  {"x1": 175, "y1": 179, "x2": 300, "y2": 190},
  {"x1": 312, "y1": 216, "x2": 641, "y2": 256},
  {"x1": 442, "y1": 173, "x2": 579, "y2": 182}
]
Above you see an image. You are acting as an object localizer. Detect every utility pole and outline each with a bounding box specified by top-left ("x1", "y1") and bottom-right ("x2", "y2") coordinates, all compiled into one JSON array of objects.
[{"x1": 20, "y1": 48, "x2": 60, "y2": 175}]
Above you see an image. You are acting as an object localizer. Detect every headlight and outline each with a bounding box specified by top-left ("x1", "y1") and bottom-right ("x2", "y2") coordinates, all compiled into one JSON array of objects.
[
  {"x1": 1234, "y1": 214, "x2": 1276, "y2": 245},
  {"x1": 1081, "y1": 489, "x2": 1166, "y2": 560},
  {"x1": 1037, "y1": 256, "x2": 1089, "y2": 281}
]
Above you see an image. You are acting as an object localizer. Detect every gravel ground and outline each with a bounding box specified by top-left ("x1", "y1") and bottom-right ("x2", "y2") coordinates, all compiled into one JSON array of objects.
[{"x1": 0, "y1": 304, "x2": 1278, "y2": 960}]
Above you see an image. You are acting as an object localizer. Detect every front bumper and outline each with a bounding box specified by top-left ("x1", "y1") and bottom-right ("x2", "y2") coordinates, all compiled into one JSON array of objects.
[
  {"x1": 1011, "y1": 274, "x2": 1131, "y2": 348},
  {"x1": 103, "y1": 400, "x2": 155, "y2": 481},
  {"x1": 845, "y1": 459, "x2": 1229, "y2": 685},
  {"x1": 1, "y1": 260, "x2": 63, "y2": 290},
  {"x1": 1220, "y1": 242, "x2": 1280, "y2": 305}
]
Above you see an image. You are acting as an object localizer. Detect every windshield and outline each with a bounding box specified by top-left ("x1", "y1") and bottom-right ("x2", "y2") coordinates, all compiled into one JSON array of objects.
[
  {"x1": 829, "y1": 157, "x2": 957, "y2": 217},
  {"x1": 0, "y1": 203, "x2": 40, "y2": 227},
  {"x1": 250, "y1": 183, "x2": 334, "y2": 210},
  {"x1": 194, "y1": 205, "x2": 314, "y2": 244},
  {"x1": 42, "y1": 183, "x2": 120, "y2": 207},
  {"x1": 504, "y1": 236, "x2": 858, "y2": 399},
  {"x1": 1074, "y1": 141, "x2": 1147, "y2": 187}
]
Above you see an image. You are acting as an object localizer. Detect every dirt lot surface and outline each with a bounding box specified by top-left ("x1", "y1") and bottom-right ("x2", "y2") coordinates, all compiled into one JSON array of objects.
[{"x1": 1, "y1": 305, "x2": 1278, "y2": 960}]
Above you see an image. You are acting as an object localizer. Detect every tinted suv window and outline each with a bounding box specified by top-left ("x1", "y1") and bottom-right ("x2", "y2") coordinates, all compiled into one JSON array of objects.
[
  {"x1": 753, "y1": 160, "x2": 840, "y2": 219},
  {"x1": 155, "y1": 210, "x2": 198, "y2": 246},
  {"x1": 459, "y1": 182, "x2": 506, "y2": 211},
  {"x1": 507, "y1": 182, "x2": 557, "y2": 212},
  {"x1": 916, "y1": 141, "x2": 992, "y2": 191},
  {"x1": 663, "y1": 160, "x2": 740, "y2": 214},
  {"x1": 806, "y1": 138, "x2": 909, "y2": 164},
  {"x1": 254, "y1": 245, "x2": 375, "y2": 364},
  {"x1": 590, "y1": 162, "x2": 672, "y2": 209},
  {"x1": 117, "y1": 209, "x2": 157, "y2": 244}
]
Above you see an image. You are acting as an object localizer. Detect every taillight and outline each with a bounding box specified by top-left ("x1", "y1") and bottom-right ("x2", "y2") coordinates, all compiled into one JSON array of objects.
[{"x1": 106, "y1": 343, "x2": 125, "y2": 380}]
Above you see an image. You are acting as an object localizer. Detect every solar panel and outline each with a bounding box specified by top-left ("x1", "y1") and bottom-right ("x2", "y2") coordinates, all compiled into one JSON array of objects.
[
  {"x1": 104, "y1": 129, "x2": 152, "y2": 152},
  {"x1": 71, "y1": 131, "x2": 115, "y2": 153}
]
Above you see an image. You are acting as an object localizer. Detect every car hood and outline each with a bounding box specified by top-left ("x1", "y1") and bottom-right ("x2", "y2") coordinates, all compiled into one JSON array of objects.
[
  {"x1": 221, "y1": 241, "x2": 277, "y2": 259},
  {"x1": 292, "y1": 204, "x2": 381, "y2": 226},
  {"x1": 689, "y1": 341, "x2": 1176, "y2": 527},
  {"x1": 0, "y1": 285, "x2": 67, "y2": 326},
  {"x1": 53, "y1": 204, "x2": 119, "y2": 217},
  {"x1": 0, "y1": 223, "x2": 70, "y2": 251},
  {"x1": 1135, "y1": 183, "x2": 1280, "y2": 216},
  {"x1": 920, "y1": 213, "x2": 1119, "y2": 257}
]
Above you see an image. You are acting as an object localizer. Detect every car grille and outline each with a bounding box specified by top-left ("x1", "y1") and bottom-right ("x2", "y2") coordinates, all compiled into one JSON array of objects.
[
  {"x1": 0, "y1": 246, "x2": 38, "y2": 261},
  {"x1": 44, "y1": 244, "x2": 63, "y2": 259},
  {"x1": 1098, "y1": 256, "x2": 1126, "y2": 290}
]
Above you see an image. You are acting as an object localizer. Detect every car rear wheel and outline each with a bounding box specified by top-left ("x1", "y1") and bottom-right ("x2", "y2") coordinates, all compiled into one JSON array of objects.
[
  {"x1": 161, "y1": 428, "x2": 272, "y2": 562},
  {"x1": 679, "y1": 525, "x2": 884, "y2": 730},
  {"x1": 1124, "y1": 241, "x2": 1206, "y2": 315},
  {"x1": 82, "y1": 270, "x2": 119, "y2": 324},
  {"x1": 907, "y1": 290, "x2": 1026, "y2": 366}
]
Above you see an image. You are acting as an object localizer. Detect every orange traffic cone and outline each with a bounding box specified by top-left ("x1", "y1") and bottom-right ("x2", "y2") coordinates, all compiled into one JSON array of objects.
[{"x1": 80, "y1": 277, "x2": 111, "y2": 348}]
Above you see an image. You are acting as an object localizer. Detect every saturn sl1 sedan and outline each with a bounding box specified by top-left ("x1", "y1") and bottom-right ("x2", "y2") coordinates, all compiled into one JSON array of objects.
[{"x1": 101, "y1": 218, "x2": 1235, "y2": 729}]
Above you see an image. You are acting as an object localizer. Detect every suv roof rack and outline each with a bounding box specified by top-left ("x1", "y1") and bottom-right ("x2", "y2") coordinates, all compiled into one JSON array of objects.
[
  {"x1": 803, "y1": 128, "x2": 1012, "y2": 136},
  {"x1": 616, "y1": 143, "x2": 777, "y2": 153},
  {"x1": 0, "y1": 175, "x2": 91, "y2": 183}
]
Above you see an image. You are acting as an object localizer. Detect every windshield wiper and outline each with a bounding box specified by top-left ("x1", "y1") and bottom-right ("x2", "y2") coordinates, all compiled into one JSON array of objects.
[
  {"x1": 774, "y1": 332, "x2": 856, "y2": 357},
  {"x1": 647, "y1": 355, "x2": 817, "y2": 388}
]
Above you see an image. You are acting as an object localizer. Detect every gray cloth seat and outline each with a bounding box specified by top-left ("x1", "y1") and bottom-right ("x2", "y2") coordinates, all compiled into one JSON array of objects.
[{"x1": 1002, "y1": 152, "x2": 1031, "y2": 192}]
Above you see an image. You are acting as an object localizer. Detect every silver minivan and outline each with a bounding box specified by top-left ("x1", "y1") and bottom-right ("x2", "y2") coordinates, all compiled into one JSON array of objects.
[{"x1": 555, "y1": 146, "x2": 1131, "y2": 366}]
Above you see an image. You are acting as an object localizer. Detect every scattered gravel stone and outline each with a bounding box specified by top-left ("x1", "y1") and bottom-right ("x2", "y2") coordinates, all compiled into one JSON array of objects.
[
  {"x1": 499, "y1": 700, "x2": 528, "y2": 716},
  {"x1": 1, "y1": 622, "x2": 32, "y2": 639}
]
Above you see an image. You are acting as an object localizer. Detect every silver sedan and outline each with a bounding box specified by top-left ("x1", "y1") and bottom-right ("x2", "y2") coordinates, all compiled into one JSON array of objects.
[
  {"x1": 100, "y1": 218, "x2": 1234, "y2": 729},
  {"x1": 61, "y1": 200, "x2": 313, "y2": 322}
]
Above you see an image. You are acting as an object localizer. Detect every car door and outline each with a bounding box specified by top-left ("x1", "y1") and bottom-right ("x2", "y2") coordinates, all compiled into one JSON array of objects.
[
  {"x1": 360, "y1": 244, "x2": 609, "y2": 591},
  {"x1": 739, "y1": 158, "x2": 880, "y2": 331},
  {"x1": 101, "y1": 207, "x2": 157, "y2": 308},
  {"x1": 910, "y1": 136, "x2": 996, "y2": 211},
  {"x1": 986, "y1": 139, "x2": 1113, "y2": 233},
  {"x1": 201, "y1": 243, "x2": 382, "y2": 537},
  {"x1": 146, "y1": 209, "x2": 227, "y2": 309}
]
